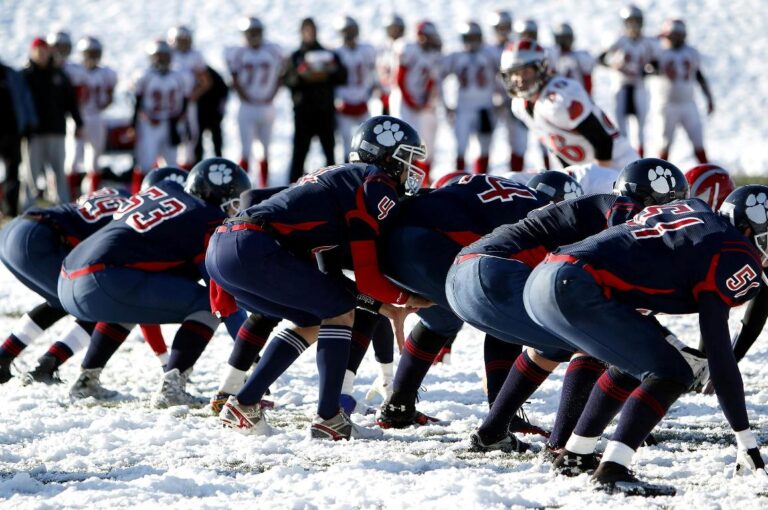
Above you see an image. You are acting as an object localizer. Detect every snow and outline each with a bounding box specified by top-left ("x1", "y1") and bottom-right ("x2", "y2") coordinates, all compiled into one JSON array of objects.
[{"x1": 2, "y1": 0, "x2": 768, "y2": 508}]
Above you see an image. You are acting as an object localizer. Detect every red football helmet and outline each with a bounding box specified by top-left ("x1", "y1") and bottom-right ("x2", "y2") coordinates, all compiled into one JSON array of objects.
[
  {"x1": 685, "y1": 164, "x2": 735, "y2": 210},
  {"x1": 433, "y1": 171, "x2": 470, "y2": 189}
]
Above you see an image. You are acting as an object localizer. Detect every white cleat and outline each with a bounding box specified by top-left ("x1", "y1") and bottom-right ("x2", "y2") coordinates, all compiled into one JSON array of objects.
[
  {"x1": 310, "y1": 409, "x2": 384, "y2": 441},
  {"x1": 69, "y1": 368, "x2": 117, "y2": 400},
  {"x1": 151, "y1": 368, "x2": 207, "y2": 409},
  {"x1": 219, "y1": 395, "x2": 273, "y2": 435}
]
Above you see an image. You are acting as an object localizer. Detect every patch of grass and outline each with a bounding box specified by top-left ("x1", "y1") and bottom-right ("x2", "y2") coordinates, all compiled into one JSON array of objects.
[{"x1": 735, "y1": 176, "x2": 768, "y2": 186}]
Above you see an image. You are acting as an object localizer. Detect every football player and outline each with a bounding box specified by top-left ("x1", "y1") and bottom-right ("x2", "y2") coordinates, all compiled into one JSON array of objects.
[
  {"x1": 597, "y1": 5, "x2": 659, "y2": 156},
  {"x1": 208, "y1": 116, "x2": 430, "y2": 440},
  {"x1": 168, "y1": 25, "x2": 212, "y2": 169},
  {"x1": 446, "y1": 159, "x2": 687, "y2": 454},
  {"x1": 376, "y1": 14, "x2": 405, "y2": 115},
  {"x1": 226, "y1": 17, "x2": 283, "y2": 188},
  {"x1": 550, "y1": 23, "x2": 594, "y2": 95},
  {"x1": 500, "y1": 39, "x2": 639, "y2": 180},
  {"x1": 442, "y1": 21, "x2": 499, "y2": 174},
  {"x1": 131, "y1": 40, "x2": 193, "y2": 192},
  {"x1": 651, "y1": 19, "x2": 714, "y2": 163},
  {"x1": 58, "y1": 159, "x2": 250, "y2": 405},
  {"x1": 525, "y1": 185, "x2": 768, "y2": 495},
  {"x1": 72, "y1": 37, "x2": 117, "y2": 193},
  {"x1": 334, "y1": 16, "x2": 378, "y2": 161},
  {"x1": 488, "y1": 10, "x2": 528, "y2": 172},
  {"x1": 389, "y1": 21, "x2": 442, "y2": 183}
]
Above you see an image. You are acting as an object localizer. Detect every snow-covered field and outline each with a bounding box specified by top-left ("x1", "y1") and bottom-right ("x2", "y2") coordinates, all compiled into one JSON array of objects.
[{"x1": 2, "y1": 0, "x2": 768, "y2": 508}]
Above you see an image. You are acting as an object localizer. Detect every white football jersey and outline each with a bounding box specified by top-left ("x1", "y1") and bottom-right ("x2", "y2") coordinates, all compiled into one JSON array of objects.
[
  {"x1": 171, "y1": 49, "x2": 207, "y2": 75},
  {"x1": 395, "y1": 43, "x2": 442, "y2": 107},
  {"x1": 656, "y1": 45, "x2": 701, "y2": 103},
  {"x1": 442, "y1": 45, "x2": 498, "y2": 108},
  {"x1": 133, "y1": 69, "x2": 193, "y2": 121},
  {"x1": 551, "y1": 49, "x2": 594, "y2": 90},
  {"x1": 377, "y1": 38, "x2": 403, "y2": 94},
  {"x1": 511, "y1": 76, "x2": 637, "y2": 168},
  {"x1": 335, "y1": 43, "x2": 378, "y2": 106},
  {"x1": 602, "y1": 35, "x2": 659, "y2": 86},
  {"x1": 562, "y1": 163, "x2": 620, "y2": 194},
  {"x1": 79, "y1": 66, "x2": 117, "y2": 115},
  {"x1": 62, "y1": 61, "x2": 86, "y2": 87},
  {"x1": 225, "y1": 43, "x2": 284, "y2": 103}
]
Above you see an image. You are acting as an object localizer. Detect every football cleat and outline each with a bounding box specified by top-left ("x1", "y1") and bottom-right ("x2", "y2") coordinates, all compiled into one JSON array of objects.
[
  {"x1": 219, "y1": 395, "x2": 273, "y2": 435},
  {"x1": 151, "y1": 368, "x2": 207, "y2": 408},
  {"x1": 553, "y1": 449, "x2": 601, "y2": 476},
  {"x1": 69, "y1": 368, "x2": 117, "y2": 400},
  {"x1": 21, "y1": 354, "x2": 62, "y2": 386},
  {"x1": 591, "y1": 461, "x2": 677, "y2": 497},
  {"x1": 0, "y1": 357, "x2": 13, "y2": 384},
  {"x1": 210, "y1": 391, "x2": 231, "y2": 415},
  {"x1": 377, "y1": 396, "x2": 439, "y2": 429},
  {"x1": 469, "y1": 430, "x2": 531, "y2": 454},
  {"x1": 508, "y1": 406, "x2": 551, "y2": 437},
  {"x1": 310, "y1": 409, "x2": 383, "y2": 441}
]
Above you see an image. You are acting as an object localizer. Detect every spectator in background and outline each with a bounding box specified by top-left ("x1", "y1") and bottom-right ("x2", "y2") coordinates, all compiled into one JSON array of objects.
[
  {"x1": 194, "y1": 64, "x2": 228, "y2": 161},
  {"x1": 284, "y1": 17, "x2": 347, "y2": 183},
  {"x1": 21, "y1": 37, "x2": 82, "y2": 206},
  {"x1": 0, "y1": 60, "x2": 37, "y2": 217}
]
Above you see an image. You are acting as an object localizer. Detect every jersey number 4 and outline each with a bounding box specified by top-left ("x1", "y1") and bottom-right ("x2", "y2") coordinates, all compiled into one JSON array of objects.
[
  {"x1": 114, "y1": 187, "x2": 187, "y2": 233},
  {"x1": 476, "y1": 176, "x2": 537, "y2": 203}
]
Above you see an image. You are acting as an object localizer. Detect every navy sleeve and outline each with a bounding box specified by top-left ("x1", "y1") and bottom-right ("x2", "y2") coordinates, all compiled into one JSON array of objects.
[
  {"x1": 733, "y1": 281, "x2": 768, "y2": 362},
  {"x1": 698, "y1": 292, "x2": 749, "y2": 432}
]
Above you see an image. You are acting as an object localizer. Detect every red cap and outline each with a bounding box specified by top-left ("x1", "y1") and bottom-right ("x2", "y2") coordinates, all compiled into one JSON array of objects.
[{"x1": 31, "y1": 37, "x2": 49, "y2": 49}]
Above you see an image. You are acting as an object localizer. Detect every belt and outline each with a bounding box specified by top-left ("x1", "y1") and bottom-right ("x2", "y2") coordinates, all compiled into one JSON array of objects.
[
  {"x1": 216, "y1": 216, "x2": 275, "y2": 235},
  {"x1": 544, "y1": 253, "x2": 584, "y2": 266}
]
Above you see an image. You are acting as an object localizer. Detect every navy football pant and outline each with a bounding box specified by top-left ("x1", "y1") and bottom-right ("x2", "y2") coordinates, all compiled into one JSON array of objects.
[
  {"x1": 205, "y1": 229, "x2": 355, "y2": 327},
  {"x1": 523, "y1": 261, "x2": 694, "y2": 386},
  {"x1": 446, "y1": 255, "x2": 573, "y2": 361},
  {"x1": 58, "y1": 267, "x2": 210, "y2": 324},
  {"x1": 384, "y1": 226, "x2": 464, "y2": 336},
  {"x1": 0, "y1": 217, "x2": 69, "y2": 308}
]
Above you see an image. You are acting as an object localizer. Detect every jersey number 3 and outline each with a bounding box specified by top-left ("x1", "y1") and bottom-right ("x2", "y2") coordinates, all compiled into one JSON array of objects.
[{"x1": 115, "y1": 187, "x2": 187, "y2": 233}]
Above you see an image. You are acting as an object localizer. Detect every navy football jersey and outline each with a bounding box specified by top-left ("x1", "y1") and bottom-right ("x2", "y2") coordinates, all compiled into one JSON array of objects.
[
  {"x1": 62, "y1": 181, "x2": 225, "y2": 279},
  {"x1": 459, "y1": 193, "x2": 641, "y2": 267},
  {"x1": 557, "y1": 198, "x2": 763, "y2": 313},
  {"x1": 25, "y1": 188, "x2": 130, "y2": 246},
  {"x1": 397, "y1": 175, "x2": 544, "y2": 245}
]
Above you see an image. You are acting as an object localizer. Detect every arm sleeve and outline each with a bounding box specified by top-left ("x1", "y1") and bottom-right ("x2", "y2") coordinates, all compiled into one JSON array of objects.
[
  {"x1": 573, "y1": 113, "x2": 613, "y2": 161},
  {"x1": 346, "y1": 178, "x2": 409, "y2": 304},
  {"x1": 698, "y1": 292, "x2": 750, "y2": 432}
]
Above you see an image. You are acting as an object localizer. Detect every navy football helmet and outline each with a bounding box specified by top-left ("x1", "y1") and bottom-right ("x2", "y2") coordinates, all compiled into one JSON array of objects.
[
  {"x1": 720, "y1": 185, "x2": 768, "y2": 265},
  {"x1": 528, "y1": 171, "x2": 584, "y2": 203},
  {"x1": 349, "y1": 115, "x2": 427, "y2": 195},
  {"x1": 614, "y1": 158, "x2": 688, "y2": 206},
  {"x1": 141, "y1": 166, "x2": 188, "y2": 191},
  {"x1": 184, "y1": 158, "x2": 251, "y2": 213}
]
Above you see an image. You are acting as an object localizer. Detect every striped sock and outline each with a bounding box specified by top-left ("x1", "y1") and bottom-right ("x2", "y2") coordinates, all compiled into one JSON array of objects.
[
  {"x1": 392, "y1": 321, "x2": 449, "y2": 395},
  {"x1": 82, "y1": 323, "x2": 131, "y2": 369},
  {"x1": 317, "y1": 325, "x2": 352, "y2": 420},
  {"x1": 478, "y1": 350, "x2": 552, "y2": 442},
  {"x1": 236, "y1": 329, "x2": 309, "y2": 405},
  {"x1": 0, "y1": 311, "x2": 49, "y2": 359},
  {"x1": 46, "y1": 342, "x2": 75, "y2": 365},
  {"x1": 228, "y1": 314, "x2": 280, "y2": 371},
  {"x1": 166, "y1": 320, "x2": 215, "y2": 374},
  {"x1": 484, "y1": 334, "x2": 522, "y2": 406},
  {"x1": 572, "y1": 367, "x2": 640, "y2": 439},
  {"x1": 548, "y1": 356, "x2": 606, "y2": 449},
  {"x1": 0, "y1": 334, "x2": 27, "y2": 360}
]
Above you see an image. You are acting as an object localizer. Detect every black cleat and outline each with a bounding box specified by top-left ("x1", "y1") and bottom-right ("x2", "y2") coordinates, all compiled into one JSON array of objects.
[
  {"x1": 0, "y1": 357, "x2": 12, "y2": 384},
  {"x1": 377, "y1": 392, "x2": 439, "y2": 429},
  {"x1": 591, "y1": 461, "x2": 676, "y2": 497},
  {"x1": 553, "y1": 449, "x2": 601, "y2": 476},
  {"x1": 21, "y1": 354, "x2": 62, "y2": 386},
  {"x1": 469, "y1": 430, "x2": 531, "y2": 453}
]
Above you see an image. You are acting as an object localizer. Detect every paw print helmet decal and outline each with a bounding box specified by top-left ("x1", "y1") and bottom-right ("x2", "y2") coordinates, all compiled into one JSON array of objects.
[
  {"x1": 349, "y1": 115, "x2": 428, "y2": 195},
  {"x1": 185, "y1": 158, "x2": 251, "y2": 214},
  {"x1": 528, "y1": 170, "x2": 584, "y2": 203},
  {"x1": 141, "y1": 166, "x2": 188, "y2": 191},
  {"x1": 614, "y1": 158, "x2": 688, "y2": 206},
  {"x1": 720, "y1": 185, "x2": 768, "y2": 264}
]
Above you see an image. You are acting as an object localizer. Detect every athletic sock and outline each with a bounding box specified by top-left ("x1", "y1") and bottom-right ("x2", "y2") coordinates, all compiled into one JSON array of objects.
[
  {"x1": 392, "y1": 321, "x2": 449, "y2": 394},
  {"x1": 316, "y1": 325, "x2": 353, "y2": 419},
  {"x1": 166, "y1": 320, "x2": 215, "y2": 374},
  {"x1": 82, "y1": 323, "x2": 131, "y2": 369},
  {"x1": 346, "y1": 310, "x2": 377, "y2": 374},
  {"x1": 484, "y1": 334, "x2": 522, "y2": 406},
  {"x1": 612, "y1": 377, "x2": 686, "y2": 451},
  {"x1": 478, "y1": 350, "x2": 552, "y2": 441},
  {"x1": 571, "y1": 367, "x2": 640, "y2": 439},
  {"x1": 236, "y1": 329, "x2": 309, "y2": 405},
  {"x1": 0, "y1": 303, "x2": 66, "y2": 359},
  {"x1": 548, "y1": 356, "x2": 606, "y2": 449},
  {"x1": 228, "y1": 314, "x2": 280, "y2": 371},
  {"x1": 371, "y1": 314, "x2": 394, "y2": 364}
]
